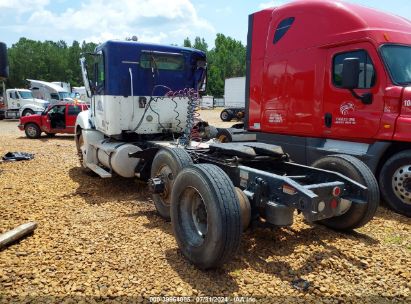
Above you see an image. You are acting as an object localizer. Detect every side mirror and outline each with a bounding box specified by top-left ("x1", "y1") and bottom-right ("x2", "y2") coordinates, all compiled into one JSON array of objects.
[
  {"x1": 341, "y1": 57, "x2": 373, "y2": 105},
  {"x1": 342, "y1": 58, "x2": 360, "y2": 89},
  {"x1": 196, "y1": 60, "x2": 207, "y2": 95},
  {"x1": 80, "y1": 57, "x2": 92, "y2": 98},
  {"x1": 0, "y1": 42, "x2": 9, "y2": 80}
]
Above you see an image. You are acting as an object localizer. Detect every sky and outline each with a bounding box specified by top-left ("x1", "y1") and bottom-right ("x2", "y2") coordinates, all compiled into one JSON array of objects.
[{"x1": 0, "y1": 0, "x2": 411, "y2": 48}]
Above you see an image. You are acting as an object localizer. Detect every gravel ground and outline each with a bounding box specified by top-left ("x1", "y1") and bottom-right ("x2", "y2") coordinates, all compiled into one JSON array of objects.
[{"x1": 0, "y1": 110, "x2": 410, "y2": 303}]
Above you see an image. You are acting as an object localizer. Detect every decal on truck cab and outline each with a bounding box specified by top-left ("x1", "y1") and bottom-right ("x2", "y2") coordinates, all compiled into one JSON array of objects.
[
  {"x1": 268, "y1": 113, "x2": 283, "y2": 124},
  {"x1": 404, "y1": 99, "x2": 411, "y2": 107},
  {"x1": 335, "y1": 117, "x2": 356, "y2": 125},
  {"x1": 340, "y1": 102, "x2": 355, "y2": 116},
  {"x1": 97, "y1": 99, "x2": 103, "y2": 112},
  {"x1": 336, "y1": 101, "x2": 357, "y2": 125}
]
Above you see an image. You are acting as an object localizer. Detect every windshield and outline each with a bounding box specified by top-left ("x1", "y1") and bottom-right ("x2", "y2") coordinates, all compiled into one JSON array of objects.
[
  {"x1": 58, "y1": 92, "x2": 70, "y2": 99},
  {"x1": 18, "y1": 91, "x2": 33, "y2": 99},
  {"x1": 380, "y1": 45, "x2": 411, "y2": 85}
]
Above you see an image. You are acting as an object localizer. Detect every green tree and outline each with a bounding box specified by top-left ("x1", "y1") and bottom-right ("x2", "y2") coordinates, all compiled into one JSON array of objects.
[
  {"x1": 183, "y1": 37, "x2": 192, "y2": 48},
  {"x1": 193, "y1": 37, "x2": 208, "y2": 52},
  {"x1": 206, "y1": 34, "x2": 246, "y2": 97}
]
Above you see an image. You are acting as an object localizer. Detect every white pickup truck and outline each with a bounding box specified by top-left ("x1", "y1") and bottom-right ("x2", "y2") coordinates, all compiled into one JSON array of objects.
[{"x1": 0, "y1": 88, "x2": 49, "y2": 119}]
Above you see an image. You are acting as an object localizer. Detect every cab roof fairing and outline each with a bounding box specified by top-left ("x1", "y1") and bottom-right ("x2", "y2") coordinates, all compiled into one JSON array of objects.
[{"x1": 91, "y1": 40, "x2": 207, "y2": 97}]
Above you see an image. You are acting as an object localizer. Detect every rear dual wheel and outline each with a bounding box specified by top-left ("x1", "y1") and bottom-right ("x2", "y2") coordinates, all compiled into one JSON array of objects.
[
  {"x1": 150, "y1": 148, "x2": 192, "y2": 220},
  {"x1": 170, "y1": 164, "x2": 242, "y2": 269},
  {"x1": 312, "y1": 154, "x2": 379, "y2": 230}
]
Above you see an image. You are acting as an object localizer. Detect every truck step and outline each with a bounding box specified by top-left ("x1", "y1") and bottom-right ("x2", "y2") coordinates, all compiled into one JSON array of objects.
[{"x1": 87, "y1": 163, "x2": 112, "y2": 178}]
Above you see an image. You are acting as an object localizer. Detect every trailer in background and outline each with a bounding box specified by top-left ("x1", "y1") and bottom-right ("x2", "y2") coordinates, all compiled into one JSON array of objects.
[
  {"x1": 200, "y1": 95, "x2": 214, "y2": 109},
  {"x1": 72, "y1": 86, "x2": 91, "y2": 103},
  {"x1": 52, "y1": 81, "x2": 71, "y2": 93},
  {"x1": 28, "y1": 79, "x2": 72, "y2": 104},
  {"x1": 220, "y1": 77, "x2": 245, "y2": 121}
]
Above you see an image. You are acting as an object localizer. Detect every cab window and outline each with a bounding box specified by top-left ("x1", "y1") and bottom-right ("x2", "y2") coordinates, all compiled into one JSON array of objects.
[
  {"x1": 140, "y1": 53, "x2": 184, "y2": 71},
  {"x1": 68, "y1": 105, "x2": 82, "y2": 116},
  {"x1": 50, "y1": 93, "x2": 59, "y2": 100},
  {"x1": 94, "y1": 53, "x2": 105, "y2": 93},
  {"x1": 273, "y1": 17, "x2": 295, "y2": 44},
  {"x1": 48, "y1": 105, "x2": 66, "y2": 114},
  {"x1": 333, "y1": 50, "x2": 376, "y2": 89}
]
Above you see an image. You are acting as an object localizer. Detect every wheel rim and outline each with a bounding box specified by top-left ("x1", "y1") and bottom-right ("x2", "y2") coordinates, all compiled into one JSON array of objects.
[
  {"x1": 77, "y1": 135, "x2": 86, "y2": 166},
  {"x1": 179, "y1": 186, "x2": 208, "y2": 246},
  {"x1": 221, "y1": 112, "x2": 228, "y2": 120},
  {"x1": 24, "y1": 111, "x2": 33, "y2": 116},
  {"x1": 392, "y1": 165, "x2": 411, "y2": 205},
  {"x1": 26, "y1": 126, "x2": 37, "y2": 137},
  {"x1": 156, "y1": 165, "x2": 173, "y2": 205},
  {"x1": 218, "y1": 134, "x2": 228, "y2": 143}
]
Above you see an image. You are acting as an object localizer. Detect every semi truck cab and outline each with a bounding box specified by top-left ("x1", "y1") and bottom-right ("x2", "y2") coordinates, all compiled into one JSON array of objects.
[
  {"x1": 246, "y1": 0, "x2": 411, "y2": 216},
  {"x1": 1, "y1": 89, "x2": 49, "y2": 119}
]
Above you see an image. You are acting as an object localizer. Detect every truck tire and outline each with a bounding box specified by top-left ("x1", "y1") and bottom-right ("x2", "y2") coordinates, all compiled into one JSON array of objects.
[
  {"x1": 75, "y1": 131, "x2": 93, "y2": 174},
  {"x1": 220, "y1": 109, "x2": 232, "y2": 122},
  {"x1": 24, "y1": 123, "x2": 41, "y2": 139},
  {"x1": 379, "y1": 150, "x2": 411, "y2": 217},
  {"x1": 76, "y1": 132, "x2": 85, "y2": 167},
  {"x1": 216, "y1": 128, "x2": 234, "y2": 143},
  {"x1": 312, "y1": 154, "x2": 379, "y2": 230},
  {"x1": 151, "y1": 148, "x2": 192, "y2": 220},
  {"x1": 171, "y1": 164, "x2": 242, "y2": 269},
  {"x1": 22, "y1": 109, "x2": 34, "y2": 117},
  {"x1": 231, "y1": 122, "x2": 245, "y2": 129},
  {"x1": 234, "y1": 110, "x2": 245, "y2": 120}
]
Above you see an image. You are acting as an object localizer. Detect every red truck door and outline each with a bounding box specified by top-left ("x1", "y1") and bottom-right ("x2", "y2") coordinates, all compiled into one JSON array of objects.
[
  {"x1": 41, "y1": 107, "x2": 52, "y2": 132},
  {"x1": 323, "y1": 43, "x2": 385, "y2": 140},
  {"x1": 46, "y1": 105, "x2": 67, "y2": 132},
  {"x1": 66, "y1": 105, "x2": 83, "y2": 134}
]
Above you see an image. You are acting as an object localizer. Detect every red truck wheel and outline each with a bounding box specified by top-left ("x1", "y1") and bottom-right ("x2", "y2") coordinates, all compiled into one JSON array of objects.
[
  {"x1": 312, "y1": 154, "x2": 379, "y2": 230},
  {"x1": 379, "y1": 150, "x2": 411, "y2": 217},
  {"x1": 24, "y1": 123, "x2": 41, "y2": 139}
]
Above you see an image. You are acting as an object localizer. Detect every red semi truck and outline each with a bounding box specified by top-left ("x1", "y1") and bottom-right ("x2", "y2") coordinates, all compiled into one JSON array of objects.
[{"x1": 239, "y1": 0, "x2": 411, "y2": 216}]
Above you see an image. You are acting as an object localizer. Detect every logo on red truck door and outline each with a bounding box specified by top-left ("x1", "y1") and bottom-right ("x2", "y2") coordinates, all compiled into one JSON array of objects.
[
  {"x1": 336, "y1": 102, "x2": 356, "y2": 125},
  {"x1": 340, "y1": 102, "x2": 355, "y2": 115}
]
